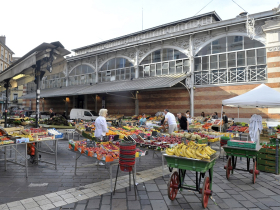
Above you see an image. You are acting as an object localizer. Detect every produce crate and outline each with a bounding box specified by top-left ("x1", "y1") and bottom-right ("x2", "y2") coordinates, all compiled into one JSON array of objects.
[
  {"x1": 257, "y1": 164, "x2": 280, "y2": 175},
  {"x1": 259, "y1": 147, "x2": 276, "y2": 154},
  {"x1": 258, "y1": 153, "x2": 276, "y2": 161},
  {"x1": 257, "y1": 158, "x2": 279, "y2": 168},
  {"x1": 48, "y1": 128, "x2": 63, "y2": 139},
  {"x1": 227, "y1": 140, "x2": 256, "y2": 149},
  {"x1": 197, "y1": 138, "x2": 208, "y2": 144}
]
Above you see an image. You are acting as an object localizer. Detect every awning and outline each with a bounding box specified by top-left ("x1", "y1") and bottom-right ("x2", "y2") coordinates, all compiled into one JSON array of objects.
[
  {"x1": 20, "y1": 74, "x2": 187, "y2": 99},
  {"x1": 0, "y1": 53, "x2": 36, "y2": 82}
]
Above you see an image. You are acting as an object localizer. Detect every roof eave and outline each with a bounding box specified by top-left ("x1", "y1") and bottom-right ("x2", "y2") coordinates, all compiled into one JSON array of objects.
[{"x1": 71, "y1": 11, "x2": 221, "y2": 52}]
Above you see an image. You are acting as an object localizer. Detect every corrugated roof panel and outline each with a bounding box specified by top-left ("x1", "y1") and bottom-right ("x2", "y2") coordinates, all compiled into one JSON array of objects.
[{"x1": 19, "y1": 74, "x2": 187, "y2": 99}]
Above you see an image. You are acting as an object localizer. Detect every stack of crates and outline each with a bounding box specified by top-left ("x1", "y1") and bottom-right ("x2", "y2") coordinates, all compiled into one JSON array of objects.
[{"x1": 257, "y1": 147, "x2": 279, "y2": 174}]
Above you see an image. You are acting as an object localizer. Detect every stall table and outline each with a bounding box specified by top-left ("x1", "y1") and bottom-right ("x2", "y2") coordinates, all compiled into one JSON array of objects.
[
  {"x1": 69, "y1": 148, "x2": 139, "y2": 193},
  {"x1": 0, "y1": 138, "x2": 63, "y2": 177}
]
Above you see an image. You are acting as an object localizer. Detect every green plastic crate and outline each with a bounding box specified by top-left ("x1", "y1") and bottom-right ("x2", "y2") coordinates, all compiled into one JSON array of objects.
[
  {"x1": 197, "y1": 138, "x2": 208, "y2": 144},
  {"x1": 227, "y1": 140, "x2": 256, "y2": 149}
]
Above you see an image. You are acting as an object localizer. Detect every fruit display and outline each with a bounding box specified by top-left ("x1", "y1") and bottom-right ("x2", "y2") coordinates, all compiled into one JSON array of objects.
[
  {"x1": 22, "y1": 128, "x2": 47, "y2": 136},
  {"x1": 48, "y1": 129, "x2": 62, "y2": 135},
  {"x1": 213, "y1": 120, "x2": 222, "y2": 125},
  {"x1": 202, "y1": 123, "x2": 212, "y2": 129},
  {"x1": 0, "y1": 140, "x2": 14, "y2": 145},
  {"x1": 9, "y1": 133, "x2": 34, "y2": 141},
  {"x1": 165, "y1": 141, "x2": 216, "y2": 160},
  {"x1": 69, "y1": 139, "x2": 145, "y2": 162},
  {"x1": 227, "y1": 126, "x2": 248, "y2": 133}
]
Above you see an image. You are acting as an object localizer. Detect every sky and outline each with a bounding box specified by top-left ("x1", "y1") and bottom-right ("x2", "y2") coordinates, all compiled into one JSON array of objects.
[{"x1": 1, "y1": 0, "x2": 280, "y2": 57}]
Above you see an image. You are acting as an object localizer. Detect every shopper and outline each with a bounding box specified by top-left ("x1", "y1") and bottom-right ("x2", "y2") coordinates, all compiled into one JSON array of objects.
[
  {"x1": 139, "y1": 114, "x2": 147, "y2": 126},
  {"x1": 186, "y1": 110, "x2": 192, "y2": 125},
  {"x1": 177, "y1": 113, "x2": 188, "y2": 132},
  {"x1": 49, "y1": 108, "x2": 56, "y2": 120},
  {"x1": 222, "y1": 112, "x2": 228, "y2": 132},
  {"x1": 163, "y1": 109, "x2": 177, "y2": 134},
  {"x1": 212, "y1": 112, "x2": 218, "y2": 119},
  {"x1": 94, "y1": 109, "x2": 109, "y2": 139},
  {"x1": 201, "y1": 112, "x2": 205, "y2": 117}
]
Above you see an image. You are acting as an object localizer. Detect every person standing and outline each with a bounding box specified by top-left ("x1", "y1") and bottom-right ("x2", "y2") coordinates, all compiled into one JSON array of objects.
[
  {"x1": 212, "y1": 112, "x2": 218, "y2": 119},
  {"x1": 222, "y1": 112, "x2": 228, "y2": 132},
  {"x1": 177, "y1": 113, "x2": 188, "y2": 132},
  {"x1": 164, "y1": 109, "x2": 177, "y2": 134},
  {"x1": 201, "y1": 112, "x2": 205, "y2": 117},
  {"x1": 186, "y1": 110, "x2": 192, "y2": 125},
  {"x1": 139, "y1": 114, "x2": 147, "y2": 126},
  {"x1": 94, "y1": 109, "x2": 109, "y2": 139},
  {"x1": 49, "y1": 108, "x2": 56, "y2": 120}
]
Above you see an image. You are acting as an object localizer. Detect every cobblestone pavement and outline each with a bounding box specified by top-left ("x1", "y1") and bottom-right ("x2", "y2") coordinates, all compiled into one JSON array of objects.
[{"x1": 0, "y1": 139, "x2": 280, "y2": 210}]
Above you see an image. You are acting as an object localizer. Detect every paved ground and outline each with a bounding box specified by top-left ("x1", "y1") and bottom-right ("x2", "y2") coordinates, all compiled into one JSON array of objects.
[{"x1": 0, "y1": 138, "x2": 280, "y2": 210}]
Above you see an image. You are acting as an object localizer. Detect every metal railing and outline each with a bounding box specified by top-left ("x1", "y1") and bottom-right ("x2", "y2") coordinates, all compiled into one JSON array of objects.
[{"x1": 194, "y1": 66, "x2": 267, "y2": 85}]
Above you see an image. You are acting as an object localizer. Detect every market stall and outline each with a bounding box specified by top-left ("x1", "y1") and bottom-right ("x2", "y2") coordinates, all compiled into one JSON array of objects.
[
  {"x1": 221, "y1": 84, "x2": 280, "y2": 178},
  {"x1": 0, "y1": 126, "x2": 64, "y2": 176}
]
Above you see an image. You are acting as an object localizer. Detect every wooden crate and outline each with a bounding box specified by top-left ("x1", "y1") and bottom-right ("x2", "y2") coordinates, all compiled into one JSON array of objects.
[
  {"x1": 258, "y1": 153, "x2": 276, "y2": 161},
  {"x1": 257, "y1": 164, "x2": 280, "y2": 175}
]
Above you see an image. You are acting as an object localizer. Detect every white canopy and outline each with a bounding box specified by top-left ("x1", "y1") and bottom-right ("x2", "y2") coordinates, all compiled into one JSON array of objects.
[{"x1": 222, "y1": 84, "x2": 280, "y2": 108}]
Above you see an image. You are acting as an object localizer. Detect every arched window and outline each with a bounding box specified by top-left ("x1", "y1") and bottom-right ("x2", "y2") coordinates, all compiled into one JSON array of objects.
[
  {"x1": 42, "y1": 72, "x2": 66, "y2": 89},
  {"x1": 99, "y1": 58, "x2": 134, "y2": 82},
  {"x1": 68, "y1": 64, "x2": 95, "y2": 86},
  {"x1": 194, "y1": 36, "x2": 266, "y2": 85},
  {"x1": 139, "y1": 48, "x2": 189, "y2": 78}
]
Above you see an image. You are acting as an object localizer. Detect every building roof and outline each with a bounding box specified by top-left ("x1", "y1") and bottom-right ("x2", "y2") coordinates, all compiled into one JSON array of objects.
[
  {"x1": 20, "y1": 74, "x2": 188, "y2": 99},
  {"x1": 0, "y1": 42, "x2": 70, "y2": 83},
  {"x1": 72, "y1": 11, "x2": 222, "y2": 52},
  {"x1": 0, "y1": 40, "x2": 14, "y2": 54}
]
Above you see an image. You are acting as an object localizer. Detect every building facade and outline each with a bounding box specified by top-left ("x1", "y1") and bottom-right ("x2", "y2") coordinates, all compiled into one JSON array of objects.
[
  {"x1": 22, "y1": 7, "x2": 280, "y2": 120},
  {"x1": 0, "y1": 36, "x2": 19, "y2": 111}
]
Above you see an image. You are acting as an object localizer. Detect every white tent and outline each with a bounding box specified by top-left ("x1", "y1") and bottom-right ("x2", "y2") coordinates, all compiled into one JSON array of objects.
[
  {"x1": 220, "y1": 83, "x2": 280, "y2": 132},
  {"x1": 222, "y1": 84, "x2": 280, "y2": 108}
]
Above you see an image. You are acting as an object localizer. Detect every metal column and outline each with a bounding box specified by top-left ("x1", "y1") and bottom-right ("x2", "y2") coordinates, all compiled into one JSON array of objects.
[
  {"x1": 4, "y1": 80, "x2": 9, "y2": 128},
  {"x1": 135, "y1": 91, "x2": 139, "y2": 115},
  {"x1": 35, "y1": 60, "x2": 41, "y2": 128},
  {"x1": 189, "y1": 35, "x2": 194, "y2": 117}
]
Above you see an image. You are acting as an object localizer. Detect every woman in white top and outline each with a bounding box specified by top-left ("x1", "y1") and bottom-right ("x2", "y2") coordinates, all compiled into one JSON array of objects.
[{"x1": 94, "y1": 109, "x2": 109, "y2": 139}]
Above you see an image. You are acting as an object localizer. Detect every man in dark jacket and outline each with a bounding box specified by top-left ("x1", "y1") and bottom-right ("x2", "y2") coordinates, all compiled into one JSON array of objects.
[
  {"x1": 177, "y1": 113, "x2": 188, "y2": 131},
  {"x1": 222, "y1": 112, "x2": 228, "y2": 132},
  {"x1": 49, "y1": 108, "x2": 56, "y2": 120}
]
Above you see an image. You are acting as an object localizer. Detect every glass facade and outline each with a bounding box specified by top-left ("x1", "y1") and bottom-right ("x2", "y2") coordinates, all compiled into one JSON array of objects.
[
  {"x1": 68, "y1": 64, "x2": 95, "y2": 86},
  {"x1": 139, "y1": 48, "x2": 189, "y2": 78},
  {"x1": 194, "y1": 36, "x2": 266, "y2": 85},
  {"x1": 98, "y1": 58, "x2": 134, "y2": 82},
  {"x1": 41, "y1": 72, "x2": 66, "y2": 89}
]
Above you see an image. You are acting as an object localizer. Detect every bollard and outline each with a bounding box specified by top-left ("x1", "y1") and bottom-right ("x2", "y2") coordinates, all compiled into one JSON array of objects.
[{"x1": 276, "y1": 139, "x2": 279, "y2": 175}]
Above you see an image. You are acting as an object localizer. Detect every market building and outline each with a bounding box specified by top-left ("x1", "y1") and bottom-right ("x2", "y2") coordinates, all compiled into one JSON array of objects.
[
  {"x1": 0, "y1": 36, "x2": 23, "y2": 111},
  {"x1": 20, "y1": 7, "x2": 280, "y2": 121}
]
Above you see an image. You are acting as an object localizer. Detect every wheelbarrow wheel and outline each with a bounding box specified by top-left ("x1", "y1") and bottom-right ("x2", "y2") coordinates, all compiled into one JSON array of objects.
[
  {"x1": 202, "y1": 176, "x2": 211, "y2": 208},
  {"x1": 167, "y1": 171, "x2": 179, "y2": 201},
  {"x1": 252, "y1": 161, "x2": 256, "y2": 184},
  {"x1": 226, "y1": 157, "x2": 232, "y2": 180}
]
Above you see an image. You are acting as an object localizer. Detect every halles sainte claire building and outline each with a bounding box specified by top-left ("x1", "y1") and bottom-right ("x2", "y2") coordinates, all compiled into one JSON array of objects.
[{"x1": 21, "y1": 7, "x2": 280, "y2": 121}]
